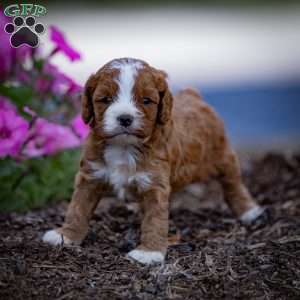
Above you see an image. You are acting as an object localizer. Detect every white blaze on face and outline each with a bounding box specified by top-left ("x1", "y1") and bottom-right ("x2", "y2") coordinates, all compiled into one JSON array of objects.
[{"x1": 103, "y1": 60, "x2": 143, "y2": 134}]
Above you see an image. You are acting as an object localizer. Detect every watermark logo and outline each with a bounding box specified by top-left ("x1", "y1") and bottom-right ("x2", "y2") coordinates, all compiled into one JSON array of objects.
[{"x1": 3, "y1": 4, "x2": 47, "y2": 48}]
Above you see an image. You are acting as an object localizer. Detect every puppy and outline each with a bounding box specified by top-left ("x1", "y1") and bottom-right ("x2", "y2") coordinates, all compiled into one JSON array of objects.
[{"x1": 43, "y1": 58, "x2": 264, "y2": 264}]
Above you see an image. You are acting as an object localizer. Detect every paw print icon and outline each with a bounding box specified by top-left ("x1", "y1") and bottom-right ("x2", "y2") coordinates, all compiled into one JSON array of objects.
[{"x1": 4, "y1": 16, "x2": 45, "y2": 48}]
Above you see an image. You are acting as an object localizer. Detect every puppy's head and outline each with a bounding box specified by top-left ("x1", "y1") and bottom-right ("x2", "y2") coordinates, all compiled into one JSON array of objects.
[{"x1": 81, "y1": 58, "x2": 173, "y2": 144}]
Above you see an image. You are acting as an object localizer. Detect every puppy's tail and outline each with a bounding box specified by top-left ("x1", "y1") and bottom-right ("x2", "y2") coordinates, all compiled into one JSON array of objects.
[{"x1": 177, "y1": 87, "x2": 203, "y2": 100}]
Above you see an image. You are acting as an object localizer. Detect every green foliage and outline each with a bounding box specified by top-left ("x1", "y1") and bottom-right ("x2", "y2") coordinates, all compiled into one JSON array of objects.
[
  {"x1": 0, "y1": 149, "x2": 81, "y2": 212},
  {"x1": 0, "y1": 84, "x2": 34, "y2": 118}
]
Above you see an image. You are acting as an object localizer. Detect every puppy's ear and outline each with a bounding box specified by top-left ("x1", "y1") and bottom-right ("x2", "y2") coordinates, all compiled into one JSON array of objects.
[
  {"x1": 154, "y1": 70, "x2": 173, "y2": 125},
  {"x1": 81, "y1": 74, "x2": 98, "y2": 125}
]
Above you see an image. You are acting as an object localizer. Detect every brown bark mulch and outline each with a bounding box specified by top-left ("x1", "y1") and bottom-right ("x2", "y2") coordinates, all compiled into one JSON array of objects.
[{"x1": 0, "y1": 153, "x2": 300, "y2": 300}]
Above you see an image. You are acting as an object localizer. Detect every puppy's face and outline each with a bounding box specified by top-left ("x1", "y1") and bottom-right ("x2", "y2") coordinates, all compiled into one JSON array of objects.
[{"x1": 82, "y1": 58, "x2": 172, "y2": 144}]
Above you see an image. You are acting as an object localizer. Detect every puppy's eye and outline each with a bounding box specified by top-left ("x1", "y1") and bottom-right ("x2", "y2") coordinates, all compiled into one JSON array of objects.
[
  {"x1": 98, "y1": 96, "x2": 113, "y2": 104},
  {"x1": 143, "y1": 97, "x2": 152, "y2": 105}
]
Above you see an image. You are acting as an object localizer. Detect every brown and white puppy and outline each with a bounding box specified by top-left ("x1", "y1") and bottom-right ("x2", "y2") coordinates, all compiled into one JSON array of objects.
[{"x1": 43, "y1": 58, "x2": 264, "y2": 264}]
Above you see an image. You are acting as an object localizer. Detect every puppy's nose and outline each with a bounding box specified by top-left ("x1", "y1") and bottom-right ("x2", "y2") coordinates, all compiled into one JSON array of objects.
[{"x1": 117, "y1": 114, "x2": 133, "y2": 127}]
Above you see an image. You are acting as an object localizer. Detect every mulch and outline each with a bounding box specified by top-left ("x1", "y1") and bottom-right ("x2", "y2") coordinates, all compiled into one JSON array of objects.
[{"x1": 0, "y1": 153, "x2": 300, "y2": 300}]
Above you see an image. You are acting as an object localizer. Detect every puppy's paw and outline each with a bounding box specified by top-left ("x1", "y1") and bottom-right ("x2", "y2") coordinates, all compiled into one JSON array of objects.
[
  {"x1": 239, "y1": 205, "x2": 267, "y2": 225},
  {"x1": 42, "y1": 229, "x2": 74, "y2": 246},
  {"x1": 127, "y1": 249, "x2": 165, "y2": 265}
]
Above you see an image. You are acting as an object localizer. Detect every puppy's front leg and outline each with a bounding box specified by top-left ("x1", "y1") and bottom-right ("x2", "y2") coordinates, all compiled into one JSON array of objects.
[
  {"x1": 43, "y1": 172, "x2": 104, "y2": 246},
  {"x1": 128, "y1": 186, "x2": 170, "y2": 265}
]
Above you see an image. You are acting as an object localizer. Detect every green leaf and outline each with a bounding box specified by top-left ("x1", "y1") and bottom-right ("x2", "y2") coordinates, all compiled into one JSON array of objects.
[
  {"x1": 0, "y1": 149, "x2": 81, "y2": 212},
  {"x1": 33, "y1": 58, "x2": 45, "y2": 72},
  {"x1": 0, "y1": 84, "x2": 34, "y2": 114}
]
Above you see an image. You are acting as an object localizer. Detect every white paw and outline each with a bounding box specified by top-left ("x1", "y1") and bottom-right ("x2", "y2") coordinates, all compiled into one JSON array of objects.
[
  {"x1": 42, "y1": 229, "x2": 72, "y2": 246},
  {"x1": 239, "y1": 206, "x2": 265, "y2": 224},
  {"x1": 127, "y1": 249, "x2": 165, "y2": 265}
]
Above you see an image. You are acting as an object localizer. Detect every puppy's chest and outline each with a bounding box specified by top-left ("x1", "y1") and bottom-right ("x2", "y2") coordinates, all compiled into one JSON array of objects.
[{"x1": 89, "y1": 146, "x2": 152, "y2": 199}]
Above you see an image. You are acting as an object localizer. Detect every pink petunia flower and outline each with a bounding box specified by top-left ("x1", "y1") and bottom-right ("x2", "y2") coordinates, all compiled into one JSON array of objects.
[
  {"x1": 63, "y1": 73, "x2": 82, "y2": 95},
  {"x1": 17, "y1": 70, "x2": 31, "y2": 84},
  {"x1": 71, "y1": 114, "x2": 89, "y2": 140},
  {"x1": 0, "y1": 106, "x2": 29, "y2": 158},
  {"x1": 0, "y1": 96, "x2": 17, "y2": 112},
  {"x1": 34, "y1": 63, "x2": 60, "y2": 94},
  {"x1": 23, "y1": 118, "x2": 80, "y2": 157},
  {"x1": 49, "y1": 26, "x2": 81, "y2": 62},
  {"x1": 23, "y1": 106, "x2": 37, "y2": 118},
  {"x1": 52, "y1": 68, "x2": 82, "y2": 95},
  {"x1": 35, "y1": 63, "x2": 82, "y2": 96},
  {"x1": 0, "y1": 13, "x2": 14, "y2": 81}
]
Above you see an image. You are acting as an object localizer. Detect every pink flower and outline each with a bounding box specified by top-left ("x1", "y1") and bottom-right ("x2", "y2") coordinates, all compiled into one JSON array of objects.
[
  {"x1": 17, "y1": 70, "x2": 31, "y2": 84},
  {"x1": 34, "y1": 63, "x2": 59, "y2": 93},
  {"x1": 0, "y1": 105, "x2": 29, "y2": 158},
  {"x1": 23, "y1": 106, "x2": 37, "y2": 118},
  {"x1": 64, "y1": 74, "x2": 82, "y2": 95},
  {"x1": 23, "y1": 118, "x2": 80, "y2": 157},
  {"x1": 71, "y1": 114, "x2": 89, "y2": 140},
  {"x1": 35, "y1": 63, "x2": 82, "y2": 95},
  {"x1": 53, "y1": 68, "x2": 82, "y2": 95},
  {"x1": 0, "y1": 96, "x2": 16, "y2": 112},
  {"x1": 50, "y1": 26, "x2": 81, "y2": 62},
  {"x1": 0, "y1": 13, "x2": 14, "y2": 80}
]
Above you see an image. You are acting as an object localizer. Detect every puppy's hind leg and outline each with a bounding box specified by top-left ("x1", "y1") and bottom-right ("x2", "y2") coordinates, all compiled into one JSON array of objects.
[{"x1": 218, "y1": 148, "x2": 265, "y2": 225}]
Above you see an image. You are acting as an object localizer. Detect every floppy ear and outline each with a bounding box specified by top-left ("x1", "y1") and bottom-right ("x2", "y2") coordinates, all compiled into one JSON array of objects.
[
  {"x1": 155, "y1": 70, "x2": 173, "y2": 125},
  {"x1": 81, "y1": 74, "x2": 98, "y2": 125}
]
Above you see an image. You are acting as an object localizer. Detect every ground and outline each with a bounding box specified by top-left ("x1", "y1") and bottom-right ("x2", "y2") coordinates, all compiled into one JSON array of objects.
[{"x1": 0, "y1": 153, "x2": 300, "y2": 300}]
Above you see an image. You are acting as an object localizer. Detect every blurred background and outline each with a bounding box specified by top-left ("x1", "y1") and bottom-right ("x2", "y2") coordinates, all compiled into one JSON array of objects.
[{"x1": 39, "y1": 0, "x2": 300, "y2": 151}]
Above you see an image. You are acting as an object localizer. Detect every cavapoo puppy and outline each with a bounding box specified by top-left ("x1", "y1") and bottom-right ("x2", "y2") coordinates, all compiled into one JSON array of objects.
[{"x1": 43, "y1": 58, "x2": 264, "y2": 264}]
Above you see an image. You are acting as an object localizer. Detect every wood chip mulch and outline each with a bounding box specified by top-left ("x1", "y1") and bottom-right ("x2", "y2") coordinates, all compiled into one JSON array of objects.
[{"x1": 0, "y1": 153, "x2": 300, "y2": 300}]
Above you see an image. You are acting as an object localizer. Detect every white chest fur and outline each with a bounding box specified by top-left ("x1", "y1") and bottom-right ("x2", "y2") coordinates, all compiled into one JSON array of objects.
[{"x1": 88, "y1": 145, "x2": 151, "y2": 199}]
